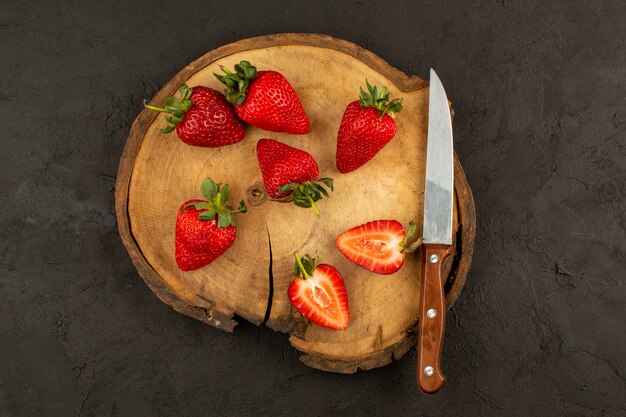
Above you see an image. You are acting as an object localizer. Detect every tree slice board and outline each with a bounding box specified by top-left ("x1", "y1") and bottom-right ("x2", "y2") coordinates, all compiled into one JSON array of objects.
[{"x1": 115, "y1": 33, "x2": 476, "y2": 373}]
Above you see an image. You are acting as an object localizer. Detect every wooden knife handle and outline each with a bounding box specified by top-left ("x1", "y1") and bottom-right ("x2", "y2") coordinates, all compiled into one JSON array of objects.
[{"x1": 417, "y1": 243, "x2": 453, "y2": 394}]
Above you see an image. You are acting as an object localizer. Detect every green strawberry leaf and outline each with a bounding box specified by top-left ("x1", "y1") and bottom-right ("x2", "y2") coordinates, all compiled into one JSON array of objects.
[
  {"x1": 144, "y1": 84, "x2": 194, "y2": 133},
  {"x1": 213, "y1": 60, "x2": 257, "y2": 104},
  {"x1": 276, "y1": 179, "x2": 335, "y2": 216},
  {"x1": 314, "y1": 183, "x2": 329, "y2": 197},
  {"x1": 293, "y1": 253, "x2": 317, "y2": 279},
  {"x1": 183, "y1": 201, "x2": 208, "y2": 212},
  {"x1": 278, "y1": 183, "x2": 296, "y2": 194},
  {"x1": 223, "y1": 77, "x2": 238, "y2": 90},
  {"x1": 217, "y1": 212, "x2": 232, "y2": 228},
  {"x1": 179, "y1": 84, "x2": 192, "y2": 100},
  {"x1": 272, "y1": 195, "x2": 293, "y2": 202},
  {"x1": 294, "y1": 199, "x2": 311, "y2": 208},
  {"x1": 198, "y1": 207, "x2": 216, "y2": 220},
  {"x1": 219, "y1": 184, "x2": 230, "y2": 202},
  {"x1": 201, "y1": 178, "x2": 219, "y2": 200},
  {"x1": 164, "y1": 97, "x2": 181, "y2": 110},
  {"x1": 319, "y1": 178, "x2": 334, "y2": 190},
  {"x1": 301, "y1": 256, "x2": 312, "y2": 273},
  {"x1": 244, "y1": 65, "x2": 256, "y2": 79}
]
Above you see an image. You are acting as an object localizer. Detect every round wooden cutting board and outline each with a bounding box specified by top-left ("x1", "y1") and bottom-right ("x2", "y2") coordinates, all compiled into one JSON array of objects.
[{"x1": 115, "y1": 33, "x2": 475, "y2": 373}]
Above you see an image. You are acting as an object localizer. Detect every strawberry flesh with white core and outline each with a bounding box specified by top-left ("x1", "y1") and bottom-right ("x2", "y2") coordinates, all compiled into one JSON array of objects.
[
  {"x1": 335, "y1": 220, "x2": 420, "y2": 275},
  {"x1": 288, "y1": 254, "x2": 350, "y2": 330}
]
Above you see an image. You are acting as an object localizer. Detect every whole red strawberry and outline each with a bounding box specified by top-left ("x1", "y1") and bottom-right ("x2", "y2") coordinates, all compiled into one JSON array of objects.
[
  {"x1": 288, "y1": 254, "x2": 350, "y2": 330},
  {"x1": 145, "y1": 84, "x2": 245, "y2": 147},
  {"x1": 215, "y1": 61, "x2": 311, "y2": 134},
  {"x1": 336, "y1": 80, "x2": 403, "y2": 173},
  {"x1": 175, "y1": 178, "x2": 247, "y2": 271},
  {"x1": 336, "y1": 220, "x2": 420, "y2": 275},
  {"x1": 256, "y1": 139, "x2": 333, "y2": 216}
]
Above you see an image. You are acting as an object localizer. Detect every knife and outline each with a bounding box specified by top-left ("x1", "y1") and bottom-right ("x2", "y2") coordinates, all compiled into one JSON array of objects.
[{"x1": 417, "y1": 68, "x2": 454, "y2": 394}]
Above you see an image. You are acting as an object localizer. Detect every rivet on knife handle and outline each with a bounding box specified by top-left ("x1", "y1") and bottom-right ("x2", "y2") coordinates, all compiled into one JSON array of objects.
[{"x1": 417, "y1": 243, "x2": 453, "y2": 394}]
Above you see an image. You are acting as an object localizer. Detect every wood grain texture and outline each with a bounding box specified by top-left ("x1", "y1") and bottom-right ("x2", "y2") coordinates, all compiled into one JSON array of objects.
[{"x1": 115, "y1": 33, "x2": 476, "y2": 373}]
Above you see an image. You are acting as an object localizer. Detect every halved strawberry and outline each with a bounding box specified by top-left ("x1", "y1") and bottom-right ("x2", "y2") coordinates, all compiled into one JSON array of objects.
[
  {"x1": 335, "y1": 220, "x2": 420, "y2": 275},
  {"x1": 288, "y1": 254, "x2": 350, "y2": 330}
]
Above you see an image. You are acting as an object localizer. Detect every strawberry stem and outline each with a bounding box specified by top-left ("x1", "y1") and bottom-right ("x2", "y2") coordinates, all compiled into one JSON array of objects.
[
  {"x1": 294, "y1": 254, "x2": 320, "y2": 279},
  {"x1": 294, "y1": 254, "x2": 311, "y2": 279},
  {"x1": 403, "y1": 237, "x2": 423, "y2": 253},
  {"x1": 231, "y1": 205, "x2": 247, "y2": 214},
  {"x1": 307, "y1": 196, "x2": 321, "y2": 217},
  {"x1": 215, "y1": 192, "x2": 223, "y2": 210},
  {"x1": 400, "y1": 221, "x2": 422, "y2": 253},
  {"x1": 144, "y1": 104, "x2": 174, "y2": 113},
  {"x1": 144, "y1": 84, "x2": 194, "y2": 134}
]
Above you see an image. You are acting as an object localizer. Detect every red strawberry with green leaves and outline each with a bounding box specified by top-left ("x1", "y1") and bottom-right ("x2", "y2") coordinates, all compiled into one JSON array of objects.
[
  {"x1": 215, "y1": 61, "x2": 311, "y2": 134},
  {"x1": 335, "y1": 220, "x2": 421, "y2": 275},
  {"x1": 175, "y1": 178, "x2": 247, "y2": 271},
  {"x1": 288, "y1": 254, "x2": 350, "y2": 330},
  {"x1": 145, "y1": 84, "x2": 245, "y2": 147},
  {"x1": 336, "y1": 80, "x2": 403, "y2": 173},
  {"x1": 256, "y1": 138, "x2": 333, "y2": 216}
]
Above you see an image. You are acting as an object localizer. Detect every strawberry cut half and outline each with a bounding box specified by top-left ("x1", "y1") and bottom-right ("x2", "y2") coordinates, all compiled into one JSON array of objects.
[
  {"x1": 288, "y1": 254, "x2": 350, "y2": 330},
  {"x1": 335, "y1": 220, "x2": 419, "y2": 275}
]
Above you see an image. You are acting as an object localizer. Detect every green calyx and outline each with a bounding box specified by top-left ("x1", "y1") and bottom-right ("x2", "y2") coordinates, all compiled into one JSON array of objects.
[
  {"x1": 359, "y1": 79, "x2": 403, "y2": 120},
  {"x1": 214, "y1": 60, "x2": 258, "y2": 105},
  {"x1": 182, "y1": 177, "x2": 247, "y2": 228},
  {"x1": 293, "y1": 253, "x2": 319, "y2": 279},
  {"x1": 399, "y1": 221, "x2": 423, "y2": 253},
  {"x1": 144, "y1": 84, "x2": 193, "y2": 134},
  {"x1": 272, "y1": 178, "x2": 334, "y2": 217}
]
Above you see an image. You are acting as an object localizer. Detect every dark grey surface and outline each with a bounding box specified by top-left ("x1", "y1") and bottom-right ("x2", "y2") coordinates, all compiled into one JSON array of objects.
[{"x1": 1, "y1": 1, "x2": 624, "y2": 416}]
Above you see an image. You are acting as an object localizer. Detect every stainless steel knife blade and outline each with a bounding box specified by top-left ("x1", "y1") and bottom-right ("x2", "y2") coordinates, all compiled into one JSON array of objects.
[
  {"x1": 423, "y1": 68, "x2": 454, "y2": 245},
  {"x1": 417, "y1": 68, "x2": 455, "y2": 394}
]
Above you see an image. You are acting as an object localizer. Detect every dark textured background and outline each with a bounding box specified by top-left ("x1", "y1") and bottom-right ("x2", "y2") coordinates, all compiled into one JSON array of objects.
[{"x1": 1, "y1": 1, "x2": 624, "y2": 416}]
